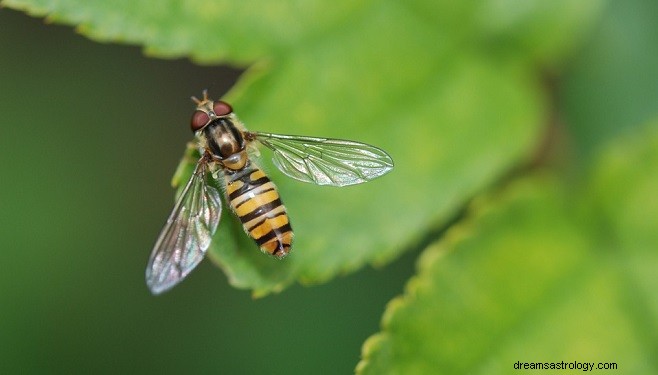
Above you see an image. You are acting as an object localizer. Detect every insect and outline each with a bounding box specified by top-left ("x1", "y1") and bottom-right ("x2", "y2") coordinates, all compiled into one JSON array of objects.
[{"x1": 145, "y1": 91, "x2": 394, "y2": 294}]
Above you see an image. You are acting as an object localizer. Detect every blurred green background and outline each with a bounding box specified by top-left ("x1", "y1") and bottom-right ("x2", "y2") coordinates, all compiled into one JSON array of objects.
[
  {"x1": 0, "y1": 8, "x2": 420, "y2": 374},
  {"x1": 1, "y1": 0, "x2": 658, "y2": 373}
]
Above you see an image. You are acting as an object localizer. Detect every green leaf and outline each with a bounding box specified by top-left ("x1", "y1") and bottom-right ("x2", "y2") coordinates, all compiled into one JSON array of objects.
[
  {"x1": 476, "y1": 0, "x2": 604, "y2": 66},
  {"x1": 562, "y1": 0, "x2": 658, "y2": 161},
  {"x1": 220, "y1": 58, "x2": 544, "y2": 295},
  {"x1": 586, "y1": 121, "x2": 658, "y2": 324},
  {"x1": 2, "y1": 0, "x2": 603, "y2": 295},
  {"x1": 1, "y1": 0, "x2": 369, "y2": 63},
  {"x1": 357, "y1": 121, "x2": 658, "y2": 374}
]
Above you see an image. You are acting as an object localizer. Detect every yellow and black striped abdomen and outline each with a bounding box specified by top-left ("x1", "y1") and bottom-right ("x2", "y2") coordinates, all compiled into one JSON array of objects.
[{"x1": 225, "y1": 165, "x2": 293, "y2": 258}]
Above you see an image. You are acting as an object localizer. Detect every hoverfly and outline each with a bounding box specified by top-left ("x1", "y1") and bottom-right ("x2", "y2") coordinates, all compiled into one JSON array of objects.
[{"x1": 145, "y1": 91, "x2": 394, "y2": 294}]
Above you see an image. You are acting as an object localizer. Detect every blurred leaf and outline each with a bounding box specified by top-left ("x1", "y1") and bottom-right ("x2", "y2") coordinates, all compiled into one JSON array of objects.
[
  {"x1": 478, "y1": 0, "x2": 604, "y2": 66},
  {"x1": 3, "y1": 0, "x2": 604, "y2": 295},
  {"x1": 562, "y1": 0, "x2": 658, "y2": 162},
  {"x1": 586, "y1": 120, "x2": 658, "y2": 324},
  {"x1": 357, "y1": 121, "x2": 658, "y2": 374},
  {"x1": 358, "y1": 178, "x2": 585, "y2": 373}
]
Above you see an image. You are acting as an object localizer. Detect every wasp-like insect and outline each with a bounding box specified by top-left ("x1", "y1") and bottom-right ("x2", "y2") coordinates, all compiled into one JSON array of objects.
[{"x1": 146, "y1": 91, "x2": 394, "y2": 294}]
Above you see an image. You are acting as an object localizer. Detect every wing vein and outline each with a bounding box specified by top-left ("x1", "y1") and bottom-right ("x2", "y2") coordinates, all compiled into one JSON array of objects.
[
  {"x1": 253, "y1": 132, "x2": 393, "y2": 187},
  {"x1": 145, "y1": 156, "x2": 222, "y2": 294}
]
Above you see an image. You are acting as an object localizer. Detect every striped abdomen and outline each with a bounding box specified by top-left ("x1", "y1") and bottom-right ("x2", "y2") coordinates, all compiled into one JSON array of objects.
[{"x1": 224, "y1": 164, "x2": 293, "y2": 257}]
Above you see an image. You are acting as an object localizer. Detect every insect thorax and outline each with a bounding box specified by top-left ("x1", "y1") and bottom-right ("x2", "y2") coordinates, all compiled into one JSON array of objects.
[{"x1": 201, "y1": 118, "x2": 248, "y2": 171}]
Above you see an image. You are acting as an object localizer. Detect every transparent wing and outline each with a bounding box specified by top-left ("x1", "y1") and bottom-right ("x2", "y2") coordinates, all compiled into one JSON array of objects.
[
  {"x1": 145, "y1": 157, "x2": 222, "y2": 295},
  {"x1": 251, "y1": 132, "x2": 394, "y2": 187}
]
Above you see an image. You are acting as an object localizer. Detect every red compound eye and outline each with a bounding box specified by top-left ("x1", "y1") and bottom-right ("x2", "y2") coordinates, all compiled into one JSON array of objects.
[
  {"x1": 190, "y1": 111, "x2": 210, "y2": 131},
  {"x1": 213, "y1": 101, "x2": 233, "y2": 116}
]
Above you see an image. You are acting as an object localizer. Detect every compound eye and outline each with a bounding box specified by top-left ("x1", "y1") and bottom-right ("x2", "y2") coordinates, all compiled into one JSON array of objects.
[
  {"x1": 213, "y1": 101, "x2": 233, "y2": 116},
  {"x1": 190, "y1": 111, "x2": 210, "y2": 131}
]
